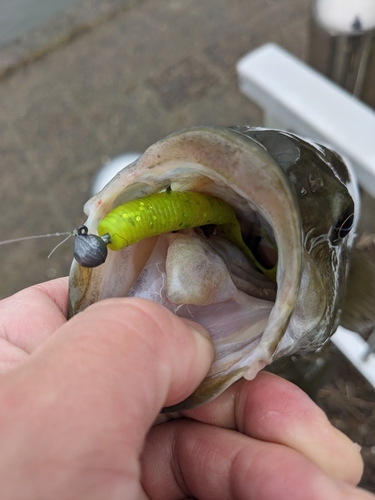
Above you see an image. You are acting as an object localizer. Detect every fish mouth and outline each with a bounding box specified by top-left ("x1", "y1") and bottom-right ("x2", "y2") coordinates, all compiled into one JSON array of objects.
[{"x1": 68, "y1": 126, "x2": 303, "y2": 409}]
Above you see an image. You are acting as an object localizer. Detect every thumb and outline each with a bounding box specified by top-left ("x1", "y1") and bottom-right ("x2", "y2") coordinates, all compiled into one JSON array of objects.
[
  {"x1": 0, "y1": 297, "x2": 214, "y2": 498},
  {"x1": 26, "y1": 296, "x2": 214, "y2": 443},
  {"x1": 73, "y1": 297, "x2": 215, "y2": 417}
]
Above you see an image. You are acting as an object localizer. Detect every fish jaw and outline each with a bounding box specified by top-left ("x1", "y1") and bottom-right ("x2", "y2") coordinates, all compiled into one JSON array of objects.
[{"x1": 68, "y1": 125, "x2": 356, "y2": 409}]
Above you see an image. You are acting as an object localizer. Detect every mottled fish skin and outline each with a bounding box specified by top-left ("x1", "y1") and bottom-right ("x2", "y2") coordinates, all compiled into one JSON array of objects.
[
  {"x1": 68, "y1": 126, "x2": 358, "y2": 410},
  {"x1": 230, "y1": 127, "x2": 359, "y2": 357}
]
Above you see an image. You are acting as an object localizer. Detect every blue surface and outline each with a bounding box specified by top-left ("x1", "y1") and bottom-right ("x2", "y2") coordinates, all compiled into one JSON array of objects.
[{"x1": 0, "y1": 0, "x2": 80, "y2": 46}]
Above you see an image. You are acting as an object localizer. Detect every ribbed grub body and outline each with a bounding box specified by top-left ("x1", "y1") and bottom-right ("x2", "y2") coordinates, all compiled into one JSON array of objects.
[{"x1": 97, "y1": 190, "x2": 236, "y2": 251}]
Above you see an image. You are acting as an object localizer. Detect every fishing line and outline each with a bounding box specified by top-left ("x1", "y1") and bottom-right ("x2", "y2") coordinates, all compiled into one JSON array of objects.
[
  {"x1": 0, "y1": 231, "x2": 74, "y2": 258},
  {"x1": 47, "y1": 234, "x2": 74, "y2": 259}
]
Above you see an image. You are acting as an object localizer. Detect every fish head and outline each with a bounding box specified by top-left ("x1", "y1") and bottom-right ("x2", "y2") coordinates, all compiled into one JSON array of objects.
[
  {"x1": 236, "y1": 128, "x2": 359, "y2": 360},
  {"x1": 68, "y1": 126, "x2": 358, "y2": 410}
]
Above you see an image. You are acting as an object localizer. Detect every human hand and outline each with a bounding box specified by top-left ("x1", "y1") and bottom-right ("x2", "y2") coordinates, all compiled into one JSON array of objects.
[{"x1": 0, "y1": 278, "x2": 372, "y2": 500}]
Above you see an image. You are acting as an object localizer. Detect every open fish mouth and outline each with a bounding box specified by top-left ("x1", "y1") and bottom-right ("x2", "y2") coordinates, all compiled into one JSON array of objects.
[{"x1": 68, "y1": 126, "x2": 357, "y2": 410}]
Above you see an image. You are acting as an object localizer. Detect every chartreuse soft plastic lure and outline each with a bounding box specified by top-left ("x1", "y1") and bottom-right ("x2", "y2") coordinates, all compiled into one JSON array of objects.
[{"x1": 93, "y1": 189, "x2": 276, "y2": 280}]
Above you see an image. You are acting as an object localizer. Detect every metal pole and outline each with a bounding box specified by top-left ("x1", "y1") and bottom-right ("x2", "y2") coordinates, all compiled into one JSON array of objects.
[{"x1": 309, "y1": 0, "x2": 375, "y2": 107}]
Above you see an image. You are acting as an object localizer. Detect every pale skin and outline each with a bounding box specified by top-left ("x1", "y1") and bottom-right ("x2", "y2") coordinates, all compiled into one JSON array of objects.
[{"x1": 0, "y1": 277, "x2": 373, "y2": 500}]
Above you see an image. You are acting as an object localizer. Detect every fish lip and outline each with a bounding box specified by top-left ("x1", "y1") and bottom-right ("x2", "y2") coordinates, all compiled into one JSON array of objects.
[{"x1": 68, "y1": 126, "x2": 304, "y2": 406}]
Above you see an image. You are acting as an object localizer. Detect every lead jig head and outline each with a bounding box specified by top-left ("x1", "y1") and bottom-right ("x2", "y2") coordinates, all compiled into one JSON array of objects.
[{"x1": 73, "y1": 225, "x2": 111, "y2": 268}]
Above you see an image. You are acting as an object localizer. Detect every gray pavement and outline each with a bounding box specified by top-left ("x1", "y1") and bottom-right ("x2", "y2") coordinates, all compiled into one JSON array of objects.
[
  {"x1": 0, "y1": 0, "x2": 313, "y2": 298},
  {"x1": 0, "y1": 0, "x2": 81, "y2": 47}
]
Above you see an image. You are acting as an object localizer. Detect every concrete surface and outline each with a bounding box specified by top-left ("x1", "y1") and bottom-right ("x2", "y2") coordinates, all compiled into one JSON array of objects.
[
  {"x1": 0, "y1": 0, "x2": 81, "y2": 47},
  {"x1": 0, "y1": 0, "x2": 312, "y2": 298}
]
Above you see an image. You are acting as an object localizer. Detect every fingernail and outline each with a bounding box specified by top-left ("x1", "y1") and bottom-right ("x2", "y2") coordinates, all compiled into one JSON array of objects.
[
  {"x1": 180, "y1": 318, "x2": 212, "y2": 341},
  {"x1": 353, "y1": 442, "x2": 362, "y2": 452}
]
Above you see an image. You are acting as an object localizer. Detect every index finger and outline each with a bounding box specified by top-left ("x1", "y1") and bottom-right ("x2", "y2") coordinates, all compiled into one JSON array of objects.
[{"x1": 181, "y1": 372, "x2": 364, "y2": 486}]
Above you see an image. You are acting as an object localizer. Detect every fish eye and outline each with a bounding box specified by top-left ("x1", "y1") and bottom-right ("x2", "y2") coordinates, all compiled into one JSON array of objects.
[
  {"x1": 337, "y1": 213, "x2": 354, "y2": 238},
  {"x1": 330, "y1": 212, "x2": 355, "y2": 245}
]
